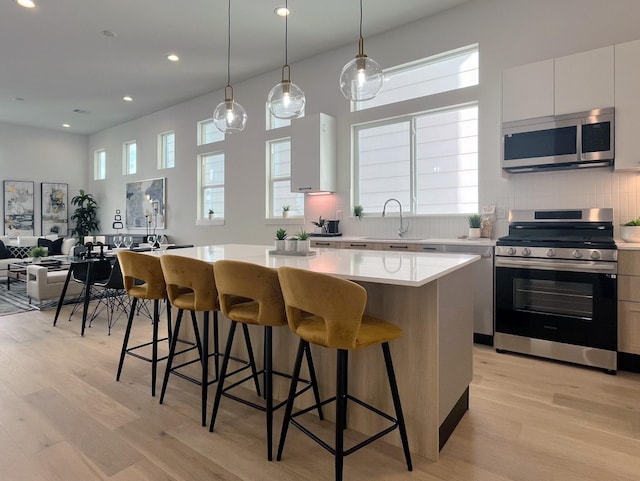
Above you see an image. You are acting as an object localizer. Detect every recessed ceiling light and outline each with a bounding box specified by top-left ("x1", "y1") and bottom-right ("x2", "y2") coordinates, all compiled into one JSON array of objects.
[
  {"x1": 16, "y1": 0, "x2": 36, "y2": 9},
  {"x1": 101, "y1": 30, "x2": 117, "y2": 38},
  {"x1": 62, "y1": 123, "x2": 71, "y2": 128},
  {"x1": 167, "y1": 54, "x2": 180, "y2": 62},
  {"x1": 12, "y1": 97, "x2": 25, "y2": 101},
  {"x1": 275, "y1": 7, "x2": 290, "y2": 16},
  {"x1": 123, "y1": 96, "x2": 133, "y2": 102}
]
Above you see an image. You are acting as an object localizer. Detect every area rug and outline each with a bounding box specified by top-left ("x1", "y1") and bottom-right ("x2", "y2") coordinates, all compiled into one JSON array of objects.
[{"x1": 0, "y1": 280, "x2": 85, "y2": 316}]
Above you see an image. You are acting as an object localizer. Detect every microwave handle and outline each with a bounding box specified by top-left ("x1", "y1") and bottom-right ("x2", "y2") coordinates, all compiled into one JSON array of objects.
[{"x1": 578, "y1": 119, "x2": 584, "y2": 161}]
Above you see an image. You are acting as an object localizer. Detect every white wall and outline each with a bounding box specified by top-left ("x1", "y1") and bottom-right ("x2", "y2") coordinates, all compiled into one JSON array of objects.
[
  {"x1": 0, "y1": 122, "x2": 88, "y2": 236},
  {"x1": 87, "y1": 0, "x2": 640, "y2": 245}
]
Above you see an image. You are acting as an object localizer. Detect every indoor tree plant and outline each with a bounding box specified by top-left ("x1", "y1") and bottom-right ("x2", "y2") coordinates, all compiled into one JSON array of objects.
[{"x1": 70, "y1": 189, "x2": 100, "y2": 243}]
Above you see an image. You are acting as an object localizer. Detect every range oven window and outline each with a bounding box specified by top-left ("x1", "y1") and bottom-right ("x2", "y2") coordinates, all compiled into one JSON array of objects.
[{"x1": 513, "y1": 278, "x2": 593, "y2": 320}]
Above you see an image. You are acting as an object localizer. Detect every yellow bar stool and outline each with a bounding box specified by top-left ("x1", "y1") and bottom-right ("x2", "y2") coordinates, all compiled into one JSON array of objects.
[
  {"x1": 208, "y1": 260, "x2": 324, "y2": 461},
  {"x1": 116, "y1": 250, "x2": 173, "y2": 396},
  {"x1": 158, "y1": 254, "x2": 261, "y2": 426},
  {"x1": 276, "y1": 266, "x2": 412, "y2": 481}
]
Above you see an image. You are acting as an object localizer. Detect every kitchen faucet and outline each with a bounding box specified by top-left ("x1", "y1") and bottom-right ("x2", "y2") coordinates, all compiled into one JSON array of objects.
[{"x1": 382, "y1": 198, "x2": 409, "y2": 237}]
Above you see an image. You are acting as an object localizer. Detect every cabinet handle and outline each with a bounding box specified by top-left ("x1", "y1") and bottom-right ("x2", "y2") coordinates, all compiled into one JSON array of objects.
[
  {"x1": 389, "y1": 245, "x2": 408, "y2": 249},
  {"x1": 315, "y1": 242, "x2": 331, "y2": 246},
  {"x1": 349, "y1": 243, "x2": 367, "y2": 248},
  {"x1": 298, "y1": 187, "x2": 313, "y2": 191}
]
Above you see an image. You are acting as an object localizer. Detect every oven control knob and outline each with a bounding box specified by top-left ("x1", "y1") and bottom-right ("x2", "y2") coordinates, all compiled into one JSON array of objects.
[
  {"x1": 507, "y1": 247, "x2": 516, "y2": 256},
  {"x1": 546, "y1": 248, "x2": 556, "y2": 257},
  {"x1": 572, "y1": 250, "x2": 583, "y2": 259},
  {"x1": 522, "y1": 248, "x2": 531, "y2": 256},
  {"x1": 590, "y1": 250, "x2": 601, "y2": 260}
]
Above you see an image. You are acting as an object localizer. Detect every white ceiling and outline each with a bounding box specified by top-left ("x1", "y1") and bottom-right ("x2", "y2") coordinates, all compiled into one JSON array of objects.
[{"x1": 0, "y1": 0, "x2": 469, "y2": 135}]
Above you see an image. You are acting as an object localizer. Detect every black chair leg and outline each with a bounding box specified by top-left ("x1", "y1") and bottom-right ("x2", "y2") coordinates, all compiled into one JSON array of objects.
[
  {"x1": 304, "y1": 343, "x2": 324, "y2": 420},
  {"x1": 265, "y1": 326, "x2": 273, "y2": 461},
  {"x1": 213, "y1": 311, "x2": 220, "y2": 377},
  {"x1": 276, "y1": 339, "x2": 306, "y2": 461},
  {"x1": 201, "y1": 311, "x2": 210, "y2": 427},
  {"x1": 151, "y1": 299, "x2": 160, "y2": 396},
  {"x1": 382, "y1": 342, "x2": 413, "y2": 471},
  {"x1": 209, "y1": 321, "x2": 238, "y2": 432},
  {"x1": 335, "y1": 349, "x2": 348, "y2": 481},
  {"x1": 159, "y1": 309, "x2": 184, "y2": 404},
  {"x1": 242, "y1": 323, "x2": 262, "y2": 397},
  {"x1": 116, "y1": 297, "x2": 138, "y2": 381}
]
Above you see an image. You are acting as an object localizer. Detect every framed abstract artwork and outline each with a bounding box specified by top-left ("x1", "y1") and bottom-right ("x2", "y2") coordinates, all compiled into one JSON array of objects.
[
  {"x1": 41, "y1": 182, "x2": 68, "y2": 236},
  {"x1": 3, "y1": 180, "x2": 35, "y2": 236},
  {"x1": 125, "y1": 177, "x2": 165, "y2": 231}
]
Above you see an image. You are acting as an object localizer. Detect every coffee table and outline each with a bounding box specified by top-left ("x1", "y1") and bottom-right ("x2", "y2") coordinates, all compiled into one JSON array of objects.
[{"x1": 7, "y1": 259, "x2": 68, "y2": 291}]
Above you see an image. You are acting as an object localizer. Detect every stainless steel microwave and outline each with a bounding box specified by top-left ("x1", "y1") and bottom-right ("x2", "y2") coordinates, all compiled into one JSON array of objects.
[{"x1": 502, "y1": 107, "x2": 614, "y2": 173}]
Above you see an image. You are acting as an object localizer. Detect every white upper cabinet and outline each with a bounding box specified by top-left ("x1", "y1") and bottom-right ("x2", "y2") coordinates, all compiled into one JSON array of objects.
[
  {"x1": 614, "y1": 39, "x2": 640, "y2": 171},
  {"x1": 290, "y1": 113, "x2": 336, "y2": 193},
  {"x1": 502, "y1": 46, "x2": 614, "y2": 122},
  {"x1": 502, "y1": 59, "x2": 554, "y2": 122},
  {"x1": 554, "y1": 46, "x2": 614, "y2": 115}
]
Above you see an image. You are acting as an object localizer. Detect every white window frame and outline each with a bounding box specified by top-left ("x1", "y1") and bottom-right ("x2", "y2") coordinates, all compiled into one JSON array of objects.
[
  {"x1": 354, "y1": 102, "x2": 479, "y2": 216},
  {"x1": 123, "y1": 140, "x2": 137, "y2": 175},
  {"x1": 158, "y1": 130, "x2": 175, "y2": 169},
  {"x1": 198, "y1": 151, "x2": 225, "y2": 223},
  {"x1": 94, "y1": 149, "x2": 106, "y2": 180},
  {"x1": 354, "y1": 43, "x2": 479, "y2": 112},
  {"x1": 266, "y1": 137, "x2": 304, "y2": 220},
  {"x1": 197, "y1": 118, "x2": 225, "y2": 145}
]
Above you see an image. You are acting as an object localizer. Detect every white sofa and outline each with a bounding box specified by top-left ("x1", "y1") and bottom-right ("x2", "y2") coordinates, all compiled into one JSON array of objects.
[
  {"x1": 0, "y1": 236, "x2": 77, "y2": 282},
  {"x1": 26, "y1": 265, "x2": 84, "y2": 306}
]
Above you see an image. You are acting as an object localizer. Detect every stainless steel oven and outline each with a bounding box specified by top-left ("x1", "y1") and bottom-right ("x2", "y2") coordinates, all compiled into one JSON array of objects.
[{"x1": 494, "y1": 208, "x2": 617, "y2": 372}]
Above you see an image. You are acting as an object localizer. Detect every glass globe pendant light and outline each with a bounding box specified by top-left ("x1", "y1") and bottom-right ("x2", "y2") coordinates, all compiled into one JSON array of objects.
[
  {"x1": 267, "y1": 0, "x2": 305, "y2": 119},
  {"x1": 213, "y1": 0, "x2": 247, "y2": 133},
  {"x1": 339, "y1": 0, "x2": 384, "y2": 102}
]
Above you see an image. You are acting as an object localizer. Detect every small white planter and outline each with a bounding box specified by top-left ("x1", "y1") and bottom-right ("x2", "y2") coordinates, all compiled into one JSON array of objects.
[
  {"x1": 468, "y1": 227, "x2": 481, "y2": 239},
  {"x1": 283, "y1": 210, "x2": 289, "y2": 219},
  {"x1": 285, "y1": 239, "x2": 297, "y2": 251},
  {"x1": 621, "y1": 225, "x2": 640, "y2": 242},
  {"x1": 274, "y1": 239, "x2": 286, "y2": 251},
  {"x1": 297, "y1": 239, "x2": 310, "y2": 253},
  {"x1": 208, "y1": 213, "x2": 215, "y2": 220}
]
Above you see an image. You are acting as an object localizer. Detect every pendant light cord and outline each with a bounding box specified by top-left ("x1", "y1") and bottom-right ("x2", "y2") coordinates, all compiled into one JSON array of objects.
[
  {"x1": 359, "y1": 0, "x2": 363, "y2": 41},
  {"x1": 284, "y1": 0, "x2": 289, "y2": 66},
  {"x1": 226, "y1": 0, "x2": 231, "y2": 87}
]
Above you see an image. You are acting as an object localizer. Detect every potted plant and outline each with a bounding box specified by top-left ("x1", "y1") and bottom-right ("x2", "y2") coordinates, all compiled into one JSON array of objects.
[
  {"x1": 297, "y1": 230, "x2": 310, "y2": 252},
  {"x1": 354, "y1": 204, "x2": 364, "y2": 220},
  {"x1": 29, "y1": 246, "x2": 48, "y2": 262},
  {"x1": 311, "y1": 216, "x2": 326, "y2": 234},
  {"x1": 70, "y1": 189, "x2": 100, "y2": 244},
  {"x1": 208, "y1": 208, "x2": 215, "y2": 220},
  {"x1": 282, "y1": 205, "x2": 290, "y2": 219},
  {"x1": 468, "y1": 214, "x2": 482, "y2": 239},
  {"x1": 275, "y1": 228, "x2": 287, "y2": 251},
  {"x1": 622, "y1": 218, "x2": 640, "y2": 242},
  {"x1": 285, "y1": 236, "x2": 297, "y2": 252}
]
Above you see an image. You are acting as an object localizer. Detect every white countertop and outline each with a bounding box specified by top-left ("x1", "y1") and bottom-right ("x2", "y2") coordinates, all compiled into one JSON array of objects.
[
  {"x1": 616, "y1": 241, "x2": 640, "y2": 250},
  {"x1": 337, "y1": 236, "x2": 496, "y2": 246},
  {"x1": 148, "y1": 244, "x2": 479, "y2": 287}
]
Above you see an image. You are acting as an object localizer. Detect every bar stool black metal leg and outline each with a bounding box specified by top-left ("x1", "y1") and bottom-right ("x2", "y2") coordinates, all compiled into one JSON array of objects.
[
  {"x1": 209, "y1": 321, "x2": 237, "y2": 432},
  {"x1": 335, "y1": 349, "x2": 348, "y2": 481},
  {"x1": 190, "y1": 311, "x2": 204, "y2": 366},
  {"x1": 265, "y1": 326, "x2": 273, "y2": 461},
  {"x1": 304, "y1": 343, "x2": 324, "y2": 420},
  {"x1": 276, "y1": 339, "x2": 306, "y2": 461},
  {"x1": 159, "y1": 309, "x2": 184, "y2": 404},
  {"x1": 213, "y1": 311, "x2": 220, "y2": 377},
  {"x1": 151, "y1": 299, "x2": 160, "y2": 396},
  {"x1": 242, "y1": 323, "x2": 262, "y2": 397},
  {"x1": 201, "y1": 310, "x2": 210, "y2": 427},
  {"x1": 117, "y1": 297, "x2": 138, "y2": 381},
  {"x1": 382, "y1": 342, "x2": 413, "y2": 471}
]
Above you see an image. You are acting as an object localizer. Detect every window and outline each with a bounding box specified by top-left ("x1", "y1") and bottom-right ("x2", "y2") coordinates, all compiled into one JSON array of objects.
[
  {"x1": 94, "y1": 149, "x2": 106, "y2": 180},
  {"x1": 200, "y1": 152, "x2": 224, "y2": 218},
  {"x1": 158, "y1": 131, "x2": 175, "y2": 169},
  {"x1": 198, "y1": 119, "x2": 224, "y2": 145},
  {"x1": 355, "y1": 103, "x2": 478, "y2": 215},
  {"x1": 123, "y1": 140, "x2": 137, "y2": 175},
  {"x1": 354, "y1": 44, "x2": 478, "y2": 112},
  {"x1": 267, "y1": 139, "x2": 304, "y2": 218}
]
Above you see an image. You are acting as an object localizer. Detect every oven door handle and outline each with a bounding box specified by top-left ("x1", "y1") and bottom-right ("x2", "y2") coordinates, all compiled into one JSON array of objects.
[{"x1": 495, "y1": 257, "x2": 617, "y2": 274}]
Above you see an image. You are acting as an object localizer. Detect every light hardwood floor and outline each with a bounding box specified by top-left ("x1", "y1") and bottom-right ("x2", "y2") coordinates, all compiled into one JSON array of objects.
[{"x1": 0, "y1": 305, "x2": 639, "y2": 480}]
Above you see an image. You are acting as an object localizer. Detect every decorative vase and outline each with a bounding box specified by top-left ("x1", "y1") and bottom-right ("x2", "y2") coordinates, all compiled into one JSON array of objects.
[
  {"x1": 297, "y1": 239, "x2": 310, "y2": 253},
  {"x1": 274, "y1": 239, "x2": 286, "y2": 251},
  {"x1": 468, "y1": 227, "x2": 481, "y2": 239},
  {"x1": 283, "y1": 210, "x2": 289, "y2": 219},
  {"x1": 208, "y1": 213, "x2": 215, "y2": 220},
  {"x1": 314, "y1": 226, "x2": 324, "y2": 234}
]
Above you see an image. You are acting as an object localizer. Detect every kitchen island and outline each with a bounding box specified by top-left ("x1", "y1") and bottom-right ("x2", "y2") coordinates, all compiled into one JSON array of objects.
[{"x1": 150, "y1": 244, "x2": 479, "y2": 461}]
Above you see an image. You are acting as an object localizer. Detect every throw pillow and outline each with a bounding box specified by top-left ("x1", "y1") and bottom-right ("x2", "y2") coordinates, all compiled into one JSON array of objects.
[
  {"x1": 0, "y1": 240, "x2": 10, "y2": 259},
  {"x1": 37, "y1": 237, "x2": 64, "y2": 255}
]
